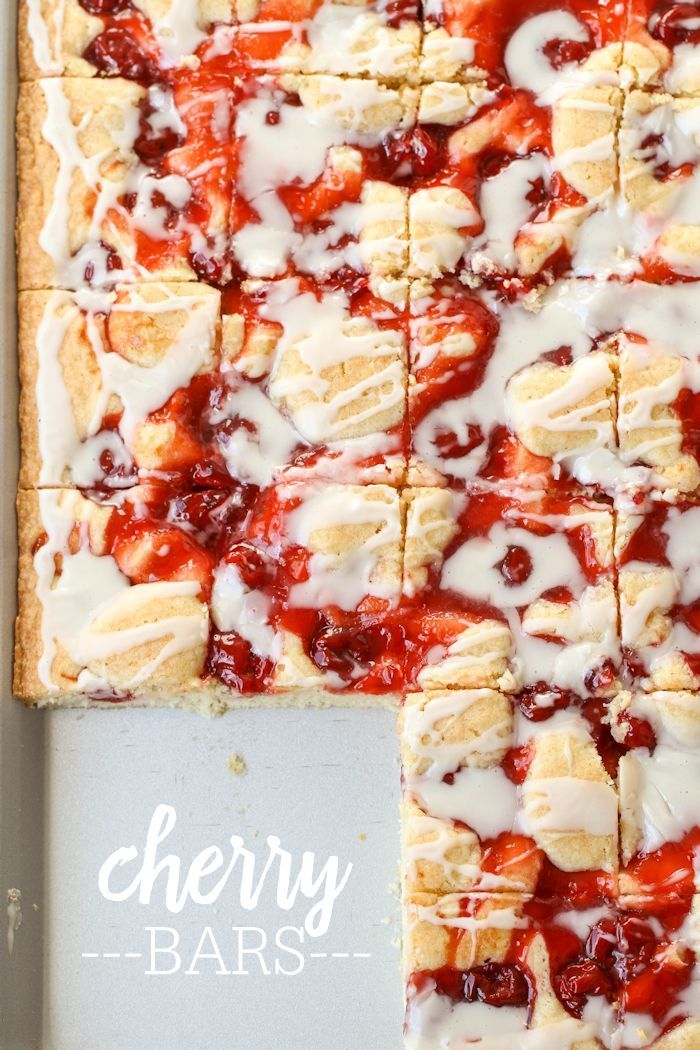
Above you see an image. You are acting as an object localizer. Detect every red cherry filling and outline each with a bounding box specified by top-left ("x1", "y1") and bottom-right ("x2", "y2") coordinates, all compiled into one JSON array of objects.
[
  {"x1": 308, "y1": 617, "x2": 385, "y2": 679},
  {"x1": 586, "y1": 917, "x2": 618, "y2": 966},
  {"x1": 206, "y1": 632, "x2": 273, "y2": 693},
  {"x1": 83, "y1": 27, "x2": 159, "y2": 83},
  {"x1": 497, "y1": 545, "x2": 533, "y2": 586},
  {"x1": 409, "y1": 128, "x2": 444, "y2": 178},
  {"x1": 555, "y1": 959, "x2": 614, "y2": 1017},
  {"x1": 653, "y1": 3, "x2": 700, "y2": 47},
  {"x1": 542, "y1": 36, "x2": 594, "y2": 70},
  {"x1": 517, "y1": 686, "x2": 572, "y2": 722},
  {"x1": 433, "y1": 424, "x2": 484, "y2": 461},
  {"x1": 191, "y1": 248, "x2": 231, "y2": 288},
  {"x1": 223, "y1": 543, "x2": 271, "y2": 591},
  {"x1": 618, "y1": 713, "x2": 657, "y2": 751},
  {"x1": 422, "y1": 963, "x2": 530, "y2": 1008},
  {"x1": 135, "y1": 120, "x2": 183, "y2": 166},
  {"x1": 502, "y1": 744, "x2": 533, "y2": 785},
  {"x1": 464, "y1": 963, "x2": 530, "y2": 1007},
  {"x1": 83, "y1": 241, "x2": 123, "y2": 284}
]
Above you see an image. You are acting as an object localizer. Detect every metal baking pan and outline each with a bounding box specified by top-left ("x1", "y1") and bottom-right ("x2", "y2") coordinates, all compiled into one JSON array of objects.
[{"x1": 0, "y1": 4, "x2": 401, "y2": 1044}]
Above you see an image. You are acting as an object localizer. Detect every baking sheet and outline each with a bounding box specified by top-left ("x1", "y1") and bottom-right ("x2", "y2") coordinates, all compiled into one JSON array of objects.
[{"x1": 0, "y1": 4, "x2": 403, "y2": 1044}]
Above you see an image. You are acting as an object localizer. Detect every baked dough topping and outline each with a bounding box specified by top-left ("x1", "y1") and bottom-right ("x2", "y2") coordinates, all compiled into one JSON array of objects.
[{"x1": 16, "y1": 3, "x2": 700, "y2": 1046}]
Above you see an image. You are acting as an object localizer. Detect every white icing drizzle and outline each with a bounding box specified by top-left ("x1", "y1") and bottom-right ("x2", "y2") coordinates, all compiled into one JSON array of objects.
[
  {"x1": 503, "y1": 10, "x2": 592, "y2": 103},
  {"x1": 34, "y1": 491, "x2": 208, "y2": 692},
  {"x1": 303, "y1": 5, "x2": 415, "y2": 79},
  {"x1": 402, "y1": 691, "x2": 513, "y2": 776},
  {"x1": 262, "y1": 280, "x2": 405, "y2": 441},
  {"x1": 473, "y1": 154, "x2": 550, "y2": 271},
  {"x1": 519, "y1": 776, "x2": 618, "y2": 838},
  {"x1": 421, "y1": 32, "x2": 476, "y2": 81},
  {"x1": 211, "y1": 278, "x2": 405, "y2": 483},
  {"x1": 211, "y1": 560, "x2": 280, "y2": 659},
  {"x1": 136, "y1": 0, "x2": 207, "y2": 65},
  {"x1": 26, "y1": 0, "x2": 65, "y2": 74}
]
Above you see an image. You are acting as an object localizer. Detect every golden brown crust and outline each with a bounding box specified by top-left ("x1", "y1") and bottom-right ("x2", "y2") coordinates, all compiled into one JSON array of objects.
[
  {"x1": 14, "y1": 489, "x2": 46, "y2": 703},
  {"x1": 18, "y1": 1, "x2": 101, "y2": 81}
]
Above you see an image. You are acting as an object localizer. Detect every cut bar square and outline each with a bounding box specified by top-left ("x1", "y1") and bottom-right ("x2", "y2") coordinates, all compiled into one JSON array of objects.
[
  {"x1": 619, "y1": 91, "x2": 700, "y2": 283},
  {"x1": 404, "y1": 892, "x2": 623, "y2": 1047},
  {"x1": 400, "y1": 690, "x2": 620, "y2": 900},
  {"x1": 409, "y1": 80, "x2": 621, "y2": 288},
  {"x1": 230, "y1": 73, "x2": 417, "y2": 307},
  {"x1": 611, "y1": 690, "x2": 700, "y2": 900},
  {"x1": 401, "y1": 487, "x2": 619, "y2": 697},
  {"x1": 17, "y1": 77, "x2": 234, "y2": 289},
  {"x1": 407, "y1": 279, "x2": 618, "y2": 493}
]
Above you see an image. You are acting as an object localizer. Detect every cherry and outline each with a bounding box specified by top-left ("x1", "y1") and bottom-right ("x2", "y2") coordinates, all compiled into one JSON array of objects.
[
  {"x1": 619, "y1": 714, "x2": 657, "y2": 751},
  {"x1": 83, "y1": 27, "x2": 159, "y2": 83},
  {"x1": 83, "y1": 241, "x2": 123, "y2": 284},
  {"x1": 497, "y1": 545, "x2": 533, "y2": 586},
  {"x1": 411, "y1": 128, "x2": 444, "y2": 178},
  {"x1": 479, "y1": 151, "x2": 511, "y2": 181},
  {"x1": 207, "y1": 632, "x2": 272, "y2": 693},
  {"x1": 555, "y1": 959, "x2": 613, "y2": 1017},
  {"x1": 542, "y1": 345, "x2": 574, "y2": 366},
  {"x1": 585, "y1": 918, "x2": 618, "y2": 966},
  {"x1": 525, "y1": 176, "x2": 548, "y2": 209},
  {"x1": 98, "y1": 447, "x2": 135, "y2": 483},
  {"x1": 517, "y1": 686, "x2": 572, "y2": 722},
  {"x1": 464, "y1": 963, "x2": 530, "y2": 1008},
  {"x1": 502, "y1": 744, "x2": 533, "y2": 784},
  {"x1": 427, "y1": 967, "x2": 468, "y2": 1001},
  {"x1": 653, "y1": 3, "x2": 700, "y2": 47},
  {"x1": 170, "y1": 490, "x2": 231, "y2": 535},
  {"x1": 622, "y1": 645, "x2": 648, "y2": 682},
  {"x1": 309, "y1": 621, "x2": 384, "y2": 680},
  {"x1": 191, "y1": 249, "x2": 231, "y2": 288},
  {"x1": 382, "y1": 128, "x2": 443, "y2": 179},
  {"x1": 583, "y1": 659, "x2": 616, "y2": 695},
  {"x1": 542, "y1": 36, "x2": 593, "y2": 70},
  {"x1": 135, "y1": 122, "x2": 183, "y2": 166}
]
